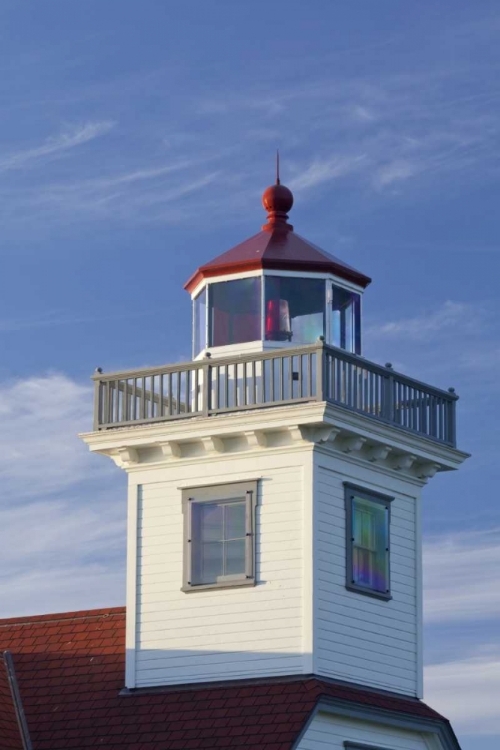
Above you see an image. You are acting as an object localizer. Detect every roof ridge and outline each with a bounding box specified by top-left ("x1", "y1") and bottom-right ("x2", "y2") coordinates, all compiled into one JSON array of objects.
[{"x1": 0, "y1": 606, "x2": 125, "y2": 627}]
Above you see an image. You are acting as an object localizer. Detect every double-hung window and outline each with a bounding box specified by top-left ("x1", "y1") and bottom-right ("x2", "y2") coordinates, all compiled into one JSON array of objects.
[
  {"x1": 182, "y1": 481, "x2": 257, "y2": 591},
  {"x1": 344, "y1": 483, "x2": 393, "y2": 600}
]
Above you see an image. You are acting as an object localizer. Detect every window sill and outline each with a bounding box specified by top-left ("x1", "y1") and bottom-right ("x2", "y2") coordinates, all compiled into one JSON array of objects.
[
  {"x1": 182, "y1": 578, "x2": 256, "y2": 593},
  {"x1": 346, "y1": 583, "x2": 392, "y2": 602}
]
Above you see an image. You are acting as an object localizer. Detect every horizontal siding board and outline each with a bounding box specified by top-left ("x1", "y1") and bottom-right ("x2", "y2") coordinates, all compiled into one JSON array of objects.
[
  {"x1": 316, "y1": 638, "x2": 416, "y2": 672},
  {"x1": 135, "y1": 456, "x2": 306, "y2": 686},
  {"x1": 314, "y1": 461, "x2": 418, "y2": 696},
  {"x1": 136, "y1": 638, "x2": 303, "y2": 660},
  {"x1": 137, "y1": 584, "x2": 303, "y2": 606},
  {"x1": 138, "y1": 605, "x2": 302, "y2": 629},
  {"x1": 136, "y1": 658, "x2": 303, "y2": 687},
  {"x1": 317, "y1": 626, "x2": 417, "y2": 657},
  {"x1": 316, "y1": 663, "x2": 414, "y2": 693}
]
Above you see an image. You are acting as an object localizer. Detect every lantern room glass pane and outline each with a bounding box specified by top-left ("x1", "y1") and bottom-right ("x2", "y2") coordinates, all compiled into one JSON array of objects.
[
  {"x1": 265, "y1": 276, "x2": 325, "y2": 345},
  {"x1": 193, "y1": 288, "x2": 207, "y2": 357},
  {"x1": 209, "y1": 278, "x2": 261, "y2": 347},
  {"x1": 330, "y1": 285, "x2": 361, "y2": 354}
]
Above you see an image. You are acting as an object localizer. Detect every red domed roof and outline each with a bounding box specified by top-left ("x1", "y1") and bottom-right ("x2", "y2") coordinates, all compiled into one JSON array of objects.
[{"x1": 184, "y1": 181, "x2": 371, "y2": 293}]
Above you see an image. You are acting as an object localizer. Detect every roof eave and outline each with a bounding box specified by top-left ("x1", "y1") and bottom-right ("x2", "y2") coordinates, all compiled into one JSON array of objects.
[{"x1": 184, "y1": 259, "x2": 371, "y2": 295}]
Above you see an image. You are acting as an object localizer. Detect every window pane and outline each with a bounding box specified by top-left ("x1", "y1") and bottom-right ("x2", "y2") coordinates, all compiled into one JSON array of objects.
[
  {"x1": 225, "y1": 501, "x2": 246, "y2": 540},
  {"x1": 352, "y1": 497, "x2": 388, "y2": 592},
  {"x1": 193, "y1": 288, "x2": 207, "y2": 357},
  {"x1": 225, "y1": 539, "x2": 246, "y2": 576},
  {"x1": 330, "y1": 285, "x2": 361, "y2": 354},
  {"x1": 209, "y1": 277, "x2": 261, "y2": 347},
  {"x1": 199, "y1": 503, "x2": 223, "y2": 542},
  {"x1": 199, "y1": 542, "x2": 223, "y2": 583},
  {"x1": 265, "y1": 276, "x2": 325, "y2": 345}
]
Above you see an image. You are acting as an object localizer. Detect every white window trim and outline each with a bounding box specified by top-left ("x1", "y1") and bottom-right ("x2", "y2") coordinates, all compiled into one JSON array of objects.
[{"x1": 182, "y1": 481, "x2": 257, "y2": 592}]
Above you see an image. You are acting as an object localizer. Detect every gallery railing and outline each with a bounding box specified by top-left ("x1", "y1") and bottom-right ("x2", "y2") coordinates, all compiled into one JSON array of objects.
[{"x1": 92, "y1": 342, "x2": 458, "y2": 446}]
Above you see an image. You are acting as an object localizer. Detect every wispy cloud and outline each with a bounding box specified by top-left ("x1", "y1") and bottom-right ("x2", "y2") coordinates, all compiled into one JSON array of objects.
[
  {"x1": 0, "y1": 121, "x2": 114, "y2": 173},
  {"x1": 0, "y1": 373, "x2": 106, "y2": 497},
  {"x1": 374, "y1": 159, "x2": 419, "y2": 188},
  {"x1": 0, "y1": 372, "x2": 125, "y2": 617},
  {"x1": 0, "y1": 308, "x2": 159, "y2": 333},
  {"x1": 366, "y1": 300, "x2": 477, "y2": 342},
  {"x1": 425, "y1": 646, "x2": 500, "y2": 735},
  {"x1": 424, "y1": 528, "x2": 500, "y2": 624},
  {"x1": 0, "y1": 149, "x2": 223, "y2": 225},
  {"x1": 288, "y1": 154, "x2": 368, "y2": 191}
]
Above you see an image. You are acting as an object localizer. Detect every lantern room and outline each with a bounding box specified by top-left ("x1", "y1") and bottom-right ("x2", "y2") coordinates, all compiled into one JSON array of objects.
[{"x1": 185, "y1": 178, "x2": 371, "y2": 360}]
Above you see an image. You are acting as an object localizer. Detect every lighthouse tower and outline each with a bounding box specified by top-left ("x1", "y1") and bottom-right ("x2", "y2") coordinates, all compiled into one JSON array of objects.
[{"x1": 82, "y1": 175, "x2": 468, "y2": 750}]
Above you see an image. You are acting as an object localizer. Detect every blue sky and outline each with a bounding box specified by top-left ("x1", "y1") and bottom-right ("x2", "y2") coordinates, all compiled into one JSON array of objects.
[{"x1": 0, "y1": 2, "x2": 499, "y2": 748}]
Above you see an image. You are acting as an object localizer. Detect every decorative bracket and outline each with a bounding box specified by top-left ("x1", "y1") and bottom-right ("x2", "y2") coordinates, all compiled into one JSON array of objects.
[
  {"x1": 200, "y1": 436, "x2": 226, "y2": 454},
  {"x1": 415, "y1": 461, "x2": 440, "y2": 479},
  {"x1": 391, "y1": 453, "x2": 417, "y2": 471},
  {"x1": 112, "y1": 446, "x2": 139, "y2": 468},
  {"x1": 159, "y1": 441, "x2": 182, "y2": 459},
  {"x1": 301, "y1": 425, "x2": 341, "y2": 445},
  {"x1": 288, "y1": 425, "x2": 306, "y2": 443},
  {"x1": 339, "y1": 436, "x2": 366, "y2": 454},
  {"x1": 366, "y1": 444, "x2": 392, "y2": 463},
  {"x1": 245, "y1": 430, "x2": 268, "y2": 449}
]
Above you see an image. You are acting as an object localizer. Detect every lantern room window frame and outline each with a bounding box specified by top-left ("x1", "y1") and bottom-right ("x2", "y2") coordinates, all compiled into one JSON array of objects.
[{"x1": 191, "y1": 270, "x2": 363, "y2": 359}]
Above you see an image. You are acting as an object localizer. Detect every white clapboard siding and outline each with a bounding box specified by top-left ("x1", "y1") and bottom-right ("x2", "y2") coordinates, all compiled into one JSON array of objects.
[
  {"x1": 297, "y1": 713, "x2": 435, "y2": 750},
  {"x1": 133, "y1": 452, "x2": 308, "y2": 687},
  {"x1": 313, "y1": 456, "x2": 419, "y2": 696}
]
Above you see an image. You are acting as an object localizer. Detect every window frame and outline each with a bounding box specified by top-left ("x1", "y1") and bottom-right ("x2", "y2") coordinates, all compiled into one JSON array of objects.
[
  {"x1": 344, "y1": 482, "x2": 393, "y2": 601},
  {"x1": 182, "y1": 480, "x2": 257, "y2": 592},
  {"x1": 207, "y1": 277, "x2": 262, "y2": 348}
]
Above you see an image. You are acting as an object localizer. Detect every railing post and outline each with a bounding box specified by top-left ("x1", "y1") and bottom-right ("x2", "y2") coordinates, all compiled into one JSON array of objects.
[
  {"x1": 315, "y1": 340, "x2": 325, "y2": 401},
  {"x1": 93, "y1": 378, "x2": 102, "y2": 431},
  {"x1": 202, "y1": 357, "x2": 211, "y2": 417},
  {"x1": 382, "y1": 364, "x2": 395, "y2": 424},
  {"x1": 447, "y1": 389, "x2": 457, "y2": 447}
]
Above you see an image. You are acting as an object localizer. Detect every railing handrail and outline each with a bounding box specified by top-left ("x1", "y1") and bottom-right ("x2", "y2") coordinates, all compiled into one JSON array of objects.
[
  {"x1": 92, "y1": 343, "x2": 458, "y2": 445},
  {"x1": 92, "y1": 343, "x2": 458, "y2": 403}
]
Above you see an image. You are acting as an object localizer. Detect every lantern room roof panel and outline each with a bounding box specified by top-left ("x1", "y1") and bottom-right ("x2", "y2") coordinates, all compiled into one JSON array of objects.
[{"x1": 184, "y1": 227, "x2": 372, "y2": 293}]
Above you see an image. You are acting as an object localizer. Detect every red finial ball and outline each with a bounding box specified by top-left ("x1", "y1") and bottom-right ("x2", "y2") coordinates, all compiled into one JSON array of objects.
[
  {"x1": 261, "y1": 182, "x2": 294, "y2": 231},
  {"x1": 262, "y1": 183, "x2": 294, "y2": 215}
]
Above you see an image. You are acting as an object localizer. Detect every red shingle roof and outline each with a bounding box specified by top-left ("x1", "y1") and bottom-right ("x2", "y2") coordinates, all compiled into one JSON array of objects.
[
  {"x1": 184, "y1": 228, "x2": 371, "y2": 293},
  {"x1": 0, "y1": 607, "x2": 450, "y2": 750}
]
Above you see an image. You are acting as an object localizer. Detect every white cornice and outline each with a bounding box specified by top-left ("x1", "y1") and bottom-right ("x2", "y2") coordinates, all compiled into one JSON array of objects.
[{"x1": 80, "y1": 400, "x2": 469, "y2": 480}]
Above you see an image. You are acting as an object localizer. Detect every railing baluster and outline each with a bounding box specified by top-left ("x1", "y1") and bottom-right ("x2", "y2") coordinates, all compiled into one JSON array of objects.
[
  {"x1": 242, "y1": 362, "x2": 247, "y2": 406},
  {"x1": 316, "y1": 346, "x2": 324, "y2": 401}
]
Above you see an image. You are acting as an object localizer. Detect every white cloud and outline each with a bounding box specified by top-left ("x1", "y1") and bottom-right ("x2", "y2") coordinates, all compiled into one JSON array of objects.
[
  {"x1": 425, "y1": 647, "x2": 500, "y2": 735},
  {"x1": 366, "y1": 300, "x2": 475, "y2": 342},
  {"x1": 4, "y1": 165, "x2": 222, "y2": 224},
  {"x1": 0, "y1": 373, "x2": 107, "y2": 497},
  {"x1": 0, "y1": 121, "x2": 114, "y2": 172},
  {"x1": 0, "y1": 562, "x2": 125, "y2": 617},
  {"x1": 0, "y1": 372, "x2": 126, "y2": 617},
  {"x1": 424, "y1": 528, "x2": 500, "y2": 623},
  {"x1": 288, "y1": 154, "x2": 368, "y2": 191},
  {"x1": 374, "y1": 159, "x2": 419, "y2": 187}
]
